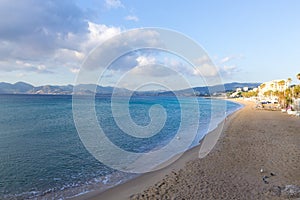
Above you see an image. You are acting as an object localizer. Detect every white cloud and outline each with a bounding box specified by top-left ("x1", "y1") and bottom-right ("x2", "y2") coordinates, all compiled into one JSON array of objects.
[
  {"x1": 54, "y1": 49, "x2": 85, "y2": 64},
  {"x1": 194, "y1": 55, "x2": 211, "y2": 66},
  {"x1": 16, "y1": 60, "x2": 33, "y2": 67},
  {"x1": 193, "y1": 64, "x2": 218, "y2": 77},
  {"x1": 8, "y1": 60, "x2": 53, "y2": 74},
  {"x1": 105, "y1": 0, "x2": 124, "y2": 9},
  {"x1": 0, "y1": 0, "x2": 91, "y2": 74},
  {"x1": 0, "y1": 0, "x2": 88, "y2": 58},
  {"x1": 81, "y1": 29, "x2": 163, "y2": 72},
  {"x1": 131, "y1": 64, "x2": 176, "y2": 77},
  {"x1": 131, "y1": 56, "x2": 177, "y2": 77},
  {"x1": 220, "y1": 55, "x2": 243, "y2": 64},
  {"x1": 191, "y1": 55, "x2": 241, "y2": 78},
  {"x1": 220, "y1": 56, "x2": 231, "y2": 63},
  {"x1": 125, "y1": 15, "x2": 139, "y2": 22},
  {"x1": 161, "y1": 57, "x2": 193, "y2": 76},
  {"x1": 114, "y1": 54, "x2": 220, "y2": 79},
  {"x1": 82, "y1": 22, "x2": 121, "y2": 52},
  {"x1": 192, "y1": 55, "x2": 219, "y2": 77},
  {"x1": 215, "y1": 55, "x2": 241, "y2": 78},
  {"x1": 223, "y1": 65, "x2": 236, "y2": 71},
  {"x1": 221, "y1": 65, "x2": 239, "y2": 75},
  {"x1": 0, "y1": 17, "x2": 122, "y2": 75},
  {"x1": 37, "y1": 65, "x2": 46, "y2": 71},
  {"x1": 70, "y1": 68, "x2": 80, "y2": 74},
  {"x1": 0, "y1": 0, "x2": 241, "y2": 87},
  {"x1": 136, "y1": 56, "x2": 156, "y2": 66}
]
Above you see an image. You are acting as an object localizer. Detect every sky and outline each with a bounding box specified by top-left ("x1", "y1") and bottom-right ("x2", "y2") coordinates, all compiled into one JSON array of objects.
[{"x1": 0, "y1": 0, "x2": 299, "y2": 89}]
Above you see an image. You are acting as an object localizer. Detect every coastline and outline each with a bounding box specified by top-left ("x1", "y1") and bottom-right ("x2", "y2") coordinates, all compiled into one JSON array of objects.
[
  {"x1": 74, "y1": 99, "x2": 300, "y2": 199},
  {"x1": 71, "y1": 100, "x2": 243, "y2": 200},
  {"x1": 129, "y1": 99, "x2": 299, "y2": 199}
]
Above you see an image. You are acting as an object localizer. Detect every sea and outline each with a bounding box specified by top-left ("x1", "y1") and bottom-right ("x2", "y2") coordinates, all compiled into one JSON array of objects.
[{"x1": 0, "y1": 94, "x2": 242, "y2": 199}]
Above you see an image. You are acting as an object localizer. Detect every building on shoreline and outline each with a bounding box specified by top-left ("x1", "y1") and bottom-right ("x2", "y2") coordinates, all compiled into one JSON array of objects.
[
  {"x1": 258, "y1": 79, "x2": 291, "y2": 103},
  {"x1": 258, "y1": 79, "x2": 290, "y2": 94}
]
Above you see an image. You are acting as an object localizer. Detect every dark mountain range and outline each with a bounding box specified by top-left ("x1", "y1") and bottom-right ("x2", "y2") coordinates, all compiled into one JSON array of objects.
[{"x1": 0, "y1": 81, "x2": 260, "y2": 96}]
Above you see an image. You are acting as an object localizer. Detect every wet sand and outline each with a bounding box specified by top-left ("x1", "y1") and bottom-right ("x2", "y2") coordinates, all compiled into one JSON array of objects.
[{"x1": 74, "y1": 100, "x2": 300, "y2": 200}]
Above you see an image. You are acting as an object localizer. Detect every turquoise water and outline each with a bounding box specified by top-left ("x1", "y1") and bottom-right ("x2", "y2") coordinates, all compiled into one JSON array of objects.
[{"x1": 0, "y1": 94, "x2": 242, "y2": 199}]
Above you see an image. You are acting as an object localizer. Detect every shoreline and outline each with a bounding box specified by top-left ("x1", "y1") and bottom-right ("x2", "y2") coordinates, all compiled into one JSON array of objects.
[
  {"x1": 74, "y1": 99, "x2": 300, "y2": 199},
  {"x1": 130, "y1": 99, "x2": 300, "y2": 199},
  {"x1": 72, "y1": 100, "x2": 243, "y2": 200}
]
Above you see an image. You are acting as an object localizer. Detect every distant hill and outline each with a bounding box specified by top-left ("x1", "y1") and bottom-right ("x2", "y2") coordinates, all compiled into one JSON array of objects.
[
  {"x1": 0, "y1": 82, "x2": 34, "y2": 94},
  {"x1": 159, "y1": 82, "x2": 261, "y2": 96},
  {"x1": 0, "y1": 82, "x2": 132, "y2": 95},
  {"x1": 0, "y1": 81, "x2": 260, "y2": 96}
]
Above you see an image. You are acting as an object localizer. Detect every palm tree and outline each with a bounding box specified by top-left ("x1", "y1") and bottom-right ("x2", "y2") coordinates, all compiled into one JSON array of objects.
[
  {"x1": 285, "y1": 88, "x2": 293, "y2": 107},
  {"x1": 264, "y1": 90, "x2": 273, "y2": 97},
  {"x1": 294, "y1": 85, "x2": 300, "y2": 98},
  {"x1": 287, "y1": 78, "x2": 293, "y2": 98},
  {"x1": 287, "y1": 78, "x2": 292, "y2": 86},
  {"x1": 278, "y1": 80, "x2": 286, "y2": 92},
  {"x1": 276, "y1": 91, "x2": 286, "y2": 108},
  {"x1": 259, "y1": 83, "x2": 266, "y2": 92}
]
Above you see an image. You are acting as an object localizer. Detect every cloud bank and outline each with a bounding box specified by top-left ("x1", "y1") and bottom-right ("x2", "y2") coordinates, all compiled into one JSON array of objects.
[{"x1": 0, "y1": 0, "x2": 239, "y2": 87}]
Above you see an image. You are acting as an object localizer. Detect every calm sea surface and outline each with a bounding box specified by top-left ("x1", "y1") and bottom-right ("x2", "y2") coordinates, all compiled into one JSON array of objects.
[{"x1": 0, "y1": 94, "x2": 242, "y2": 199}]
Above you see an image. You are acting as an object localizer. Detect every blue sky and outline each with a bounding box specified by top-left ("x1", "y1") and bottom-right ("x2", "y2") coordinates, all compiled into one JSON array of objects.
[{"x1": 0, "y1": 0, "x2": 299, "y2": 89}]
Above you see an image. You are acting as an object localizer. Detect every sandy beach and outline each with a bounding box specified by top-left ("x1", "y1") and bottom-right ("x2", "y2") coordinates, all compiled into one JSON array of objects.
[{"x1": 74, "y1": 100, "x2": 300, "y2": 200}]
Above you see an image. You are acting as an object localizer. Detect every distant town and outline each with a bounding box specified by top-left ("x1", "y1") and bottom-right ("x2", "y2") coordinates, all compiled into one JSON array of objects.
[
  {"x1": 1, "y1": 74, "x2": 300, "y2": 114},
  {"x1": 228, "y1": 73, "x2": 300, "y2": 114}
]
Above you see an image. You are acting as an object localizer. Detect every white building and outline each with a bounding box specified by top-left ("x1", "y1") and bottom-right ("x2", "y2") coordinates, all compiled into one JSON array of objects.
[
  {"x1": 243, "y1": 87, "x2": 249, "y2": 92},
  {"x1": 258, "y1": 79, "x2": 290, "y2": 102},
  {"x1": 259, "y1": 79, "x2": 290, "y2": 94},
  {"x1": 236, "y1": 88, "x2": 242, "y2": 92}
]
